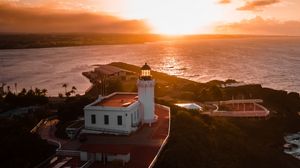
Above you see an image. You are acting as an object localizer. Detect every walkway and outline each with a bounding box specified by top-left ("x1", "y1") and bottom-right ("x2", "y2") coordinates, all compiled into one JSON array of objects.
[
  {"x1": 203, "y1": 99, "x2": 270, "y2": 117},
  {"x1": 59, "y1": 104, "x2": 170, "y2": 168},
  {"x1": 38, "y1": 119, "x2": 69, "y2": 148}
]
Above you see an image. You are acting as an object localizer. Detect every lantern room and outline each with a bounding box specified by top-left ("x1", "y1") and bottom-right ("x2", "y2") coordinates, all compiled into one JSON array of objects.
[{"x1": 140, "y1": 63, "x2": 152, "y2": 80}]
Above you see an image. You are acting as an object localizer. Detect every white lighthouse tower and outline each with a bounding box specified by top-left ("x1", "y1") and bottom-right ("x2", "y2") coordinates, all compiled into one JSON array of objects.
[{"x1": 137, "y1": 63, "x2": 156, "y2": 125}]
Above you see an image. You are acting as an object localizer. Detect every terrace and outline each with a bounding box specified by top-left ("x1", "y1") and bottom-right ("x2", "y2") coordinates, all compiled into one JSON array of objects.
[
  {"x1": 57, "y1": 104, "x2": 170, "y2": 168},
  {"x1": 203, "y1": 99, "x2": 270, "y2": 117},
  {"x1": 93, "y1": 93, "x2": 138, "y2": 108}
]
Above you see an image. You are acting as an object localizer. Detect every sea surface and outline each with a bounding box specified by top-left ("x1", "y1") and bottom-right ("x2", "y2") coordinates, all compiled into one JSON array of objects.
[{"x1": 1, "y1": 37, "x2": 300, "y2": 96}]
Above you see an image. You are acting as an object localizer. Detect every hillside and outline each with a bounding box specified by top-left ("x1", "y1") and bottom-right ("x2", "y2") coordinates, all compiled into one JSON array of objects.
[{"x1": 109, "y1": 62, "x2": 300, "y2": 168}]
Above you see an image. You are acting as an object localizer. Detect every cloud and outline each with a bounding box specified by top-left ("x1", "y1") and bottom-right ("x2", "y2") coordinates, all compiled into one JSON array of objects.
[
  {"x1": 237, "y1": 0, "x2": 280, "y2": 11},
  {"x1": 215, "y1": 16, "x2": 300, "y2": 35},
  {"x1": 218, "y1": 0, "x2": 231, "y2": 4},
  {"x1": 0, "y1": 3, "x2": 150, "y2": 33}
]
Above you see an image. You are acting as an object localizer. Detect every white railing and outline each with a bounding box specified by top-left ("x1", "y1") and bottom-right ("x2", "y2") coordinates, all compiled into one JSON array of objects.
[
  {"x1": 255, "y1": 103, "x2": 270, "y2": 116},
  {"x1": 80, "y1": 159, "x2": 94, "y2": 168},
  {"x1": 30, "y1": 119, "x2": 45, "y2": 133},
  {"x1": 148, "y1": 104, "x2": 171, "y2": 168},
  {"x1": 82, "y1": 127, "x2": 130, "y2": 135},
  {"x1": 219, "y1": 99, "x2": 263, "y2": 104},
  {"x1": 56, "y1": 149, "x2": 81, "y2": 156}
]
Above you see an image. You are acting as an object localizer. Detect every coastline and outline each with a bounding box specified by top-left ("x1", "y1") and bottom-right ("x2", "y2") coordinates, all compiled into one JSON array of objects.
[
  {"x1": 91, "y1": 62, "x2": 300, "y2": 165},
  {"x1": 1, "y1": 37, "x2": 299, "y2": 95},
  {"x1": 1, "y1": 34, "x2": 297, "y2": 50},
  {"x1": 1, "y1": 62, "x2": 300, "y2": 168}
]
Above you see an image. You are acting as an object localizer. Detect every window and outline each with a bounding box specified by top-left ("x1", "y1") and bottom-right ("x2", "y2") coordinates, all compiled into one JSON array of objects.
[
  {"x1": 104, "y1": 115, "x2": 109, "y2": 125},
  {"x1": 91, "y1": 114, "x2": 96, "y2": 124},
  {"x1": 117, "y1": 116, "x2": 122, "y2": 125}
]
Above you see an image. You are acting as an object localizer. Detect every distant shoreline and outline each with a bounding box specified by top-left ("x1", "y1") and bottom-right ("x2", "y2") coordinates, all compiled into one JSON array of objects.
[{"x1": 0, "y1": 33, "x2": 298, "y2": 50}]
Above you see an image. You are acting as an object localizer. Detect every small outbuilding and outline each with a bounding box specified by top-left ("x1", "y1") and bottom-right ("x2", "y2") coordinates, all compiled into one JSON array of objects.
[{"x1": 175, "y1": 103, "x2": 203, "y2": 111}]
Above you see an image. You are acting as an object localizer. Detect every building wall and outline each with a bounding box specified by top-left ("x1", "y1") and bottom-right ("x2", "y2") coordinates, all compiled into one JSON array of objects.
[
  {"x1": 84, "y1": 103, "x2": 140, "y2": 134},
  {"x1": 137, "y1": 80, "x2": 155, "y2": 123},
  {"x1": 80, "y1": 152, "x2": 88, "y2": 161},
  {"x1": 95, "y1": 153, "x2": 102, "y2": 161},
  {"x1": 107, "y1": 153, "x2": 130, "y2": 162},
  {"x1": 83, "y1": 152, "x2": 130, "y2": 163}
]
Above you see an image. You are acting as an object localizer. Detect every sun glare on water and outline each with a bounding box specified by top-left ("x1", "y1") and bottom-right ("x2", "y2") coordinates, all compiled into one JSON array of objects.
[{"x1": 126, "y1": 0, "x2": 223, "y2": 35}]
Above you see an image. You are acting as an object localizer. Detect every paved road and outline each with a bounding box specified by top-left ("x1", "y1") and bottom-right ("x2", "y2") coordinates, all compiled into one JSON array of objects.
[{"x1": 38, "y1": 119, "x2": 69, "y2": 148}]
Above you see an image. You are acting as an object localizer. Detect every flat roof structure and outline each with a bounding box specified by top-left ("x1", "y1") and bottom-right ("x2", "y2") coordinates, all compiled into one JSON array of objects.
[
  {"x1": 95, "y1": 65, "x2": 133, "y2": 75},
  {"x1": 93, "y1": 93, "x2": 138, "y2": 108},
  {"x1": 59, "y1": 104, "x2": 170, "y2": 168},
  {"x1": 175, "y1": 103, "x2": 203, "y2": 111}
]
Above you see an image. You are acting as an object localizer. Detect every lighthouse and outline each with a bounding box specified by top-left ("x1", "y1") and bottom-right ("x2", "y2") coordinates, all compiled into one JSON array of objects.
[{"x1": 137, "y1": 63, "x2": 156, "y2": 124}]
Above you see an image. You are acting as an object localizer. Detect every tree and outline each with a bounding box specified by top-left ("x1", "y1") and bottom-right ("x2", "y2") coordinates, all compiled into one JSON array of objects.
[
  {"x1": 26, "y1": 89, "x2": 35, "y2": 97},
  {"x1": 18, "y1": 88, "x2": 27, "y2": 96},
  {"x1": 7, "y1": 85, "x2": 11, "y2": 93},
  {"x1": 41, "y1": 89, "x2": 47, "y2": 96},
  {"x1": 65, "y1": 92, "x2": 71, "y2": 98},
  {"x1": 14, "y1": 83, "x2": 17, "y2": 94},
  {"x1": 35, "y1": 88, "x2": 42, "y2": 96},
  {"x1": 62, "y1": 83, "x2": 68, "y2": 95},
  {"x1": 70, "y1": 86, "x2": 77, "y2": 96},
  {"x1": 58, "y1": 93, "x2": 64, "y2": 98}
]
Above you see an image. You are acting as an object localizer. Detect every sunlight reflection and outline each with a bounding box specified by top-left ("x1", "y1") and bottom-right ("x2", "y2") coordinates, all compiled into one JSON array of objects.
[{"x1": 159, "y1": 44, "x2": 186, "y2": 76}]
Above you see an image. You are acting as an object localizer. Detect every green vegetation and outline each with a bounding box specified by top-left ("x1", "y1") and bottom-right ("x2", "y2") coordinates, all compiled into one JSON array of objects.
[
  {"x1": 1, "y1": 88, "x2": 48, "y2": 113},
  {"x1": 153, "y1": 102, "x2": 300, "y2": 168},
  {"x1": 55, "y1": 96, "x2": 93, "y2": 139},
  {"x1": 0, "y1": 34, "x2": 280, "y2": 50},
  {"x1": 109, "y1": 62, "x2": 300, "y2": 168},
  {"x1": 0, "y1": 33, "x2": 162, "y2": 49},
  {"x1": 59, "y1": 83, "x2": 77, "y2": 98},
  {"x1": 0, "y1": 118, "x2": 56, "y2": 168},
  {"x1": 0, "y1": 88, "x2": 56, "y2": 167},
  {"x1": 1, "y1": 62, "x2": 298, "y2": 167},
  {"x1": 0, "y1": 103, "x2": 56, "y2": 167}
]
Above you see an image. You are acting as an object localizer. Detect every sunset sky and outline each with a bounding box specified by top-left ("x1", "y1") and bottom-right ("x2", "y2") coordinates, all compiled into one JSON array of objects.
[{"x1": 0, "y1": 0, "x2": 300, "y2": 35}]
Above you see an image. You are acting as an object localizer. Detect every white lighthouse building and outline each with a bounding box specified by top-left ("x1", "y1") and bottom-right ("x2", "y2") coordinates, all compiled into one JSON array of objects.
[
  {"x1": 83, "y1": 63, "x2": 157, "y2": 135},
  {"x1": 137, "y1": 63, "x2": 156, "y2": 124}
]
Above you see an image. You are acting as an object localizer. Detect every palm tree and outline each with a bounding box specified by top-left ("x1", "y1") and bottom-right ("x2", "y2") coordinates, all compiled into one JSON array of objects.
[
  {"x1": 62, "y1": 83, "x2": 68, "y2": 95},
  {"x1": 58, "y1": 93, "x2": 63, "y2": 98},
  {"x1": 19, "y1": 88, "x2": 27, "y2": 96},
  {"x1": 0, "y1": 83, "x2": 5, "y2": 97},
  {"x1": 35, "y1": 88, "x2": 41, "y2": 96},
  {"x1": 7, "y1": 85, "x2": 11, "y2": 93},
  {"x1": 41, "y1": 89, "x2": 47, "y2": 96},
  {"x1": 14, "y1": 83, "x2": 17, "y2": 94},
  {"x1": 70, "y1": 86, "x2": 77, "y2": 96},
  {"x1": 65, "y1": 91, "x2": 71, "y2": 97}
]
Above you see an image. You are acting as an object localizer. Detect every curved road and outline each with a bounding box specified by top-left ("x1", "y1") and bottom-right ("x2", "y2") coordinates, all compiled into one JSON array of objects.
[{"x1": 38, "y1": 119, "x2": 69, "y2": 148}]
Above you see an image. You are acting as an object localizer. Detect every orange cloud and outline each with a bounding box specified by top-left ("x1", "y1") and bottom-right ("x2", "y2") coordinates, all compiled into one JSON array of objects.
[
  {"x1": 0, "y1": 3, "x2": 150, "y2": 33},
  {"x1": 215, "y1": 16, "x2": 300, "y2": 35},
  {"x1": 218, "y1": 0, "x2": 231, "y2": 4},
  {"x1": 238, "y1": 0, "x2": 280, "y2": 11}
]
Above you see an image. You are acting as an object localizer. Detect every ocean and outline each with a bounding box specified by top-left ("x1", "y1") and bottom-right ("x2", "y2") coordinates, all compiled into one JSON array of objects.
[{"x1": 0, "y1": 37, "x2": 300, "y2": 96}]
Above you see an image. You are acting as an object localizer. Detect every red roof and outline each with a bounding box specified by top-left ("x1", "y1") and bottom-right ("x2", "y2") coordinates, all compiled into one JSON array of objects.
[
  {"x1": 94, "y1": 94, "x2": 138, "y2": 108},
  {"x1": 60, "y1": 105, "x2": 170, "y2": 168}
]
